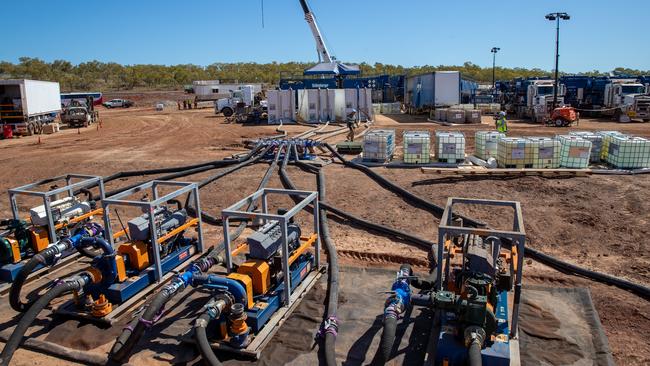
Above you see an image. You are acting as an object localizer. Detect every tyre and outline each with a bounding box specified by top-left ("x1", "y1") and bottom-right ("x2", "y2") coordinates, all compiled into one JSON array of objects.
[
  {"x1": 26, "y1": 123, "x2": 34, "y2": 136},
  {"x1": 222, "y1": 107, "x2": 234, "y2": 117},
  {"x1": 555, "y1": 119, "x2": 564, "y2": 127}
]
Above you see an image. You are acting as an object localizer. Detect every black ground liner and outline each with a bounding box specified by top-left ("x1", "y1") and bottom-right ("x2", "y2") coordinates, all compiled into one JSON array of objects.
[{"x1": 0, "y1": 266, "x2": 614, "y2": 365}]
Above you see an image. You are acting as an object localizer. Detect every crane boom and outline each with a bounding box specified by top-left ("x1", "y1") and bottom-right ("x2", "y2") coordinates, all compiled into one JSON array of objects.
[{"x1": 299, "y1": 0, "x2": 332, "y2": 63}]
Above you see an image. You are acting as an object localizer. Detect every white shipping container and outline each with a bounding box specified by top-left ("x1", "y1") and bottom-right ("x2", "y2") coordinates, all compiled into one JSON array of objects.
[
  {"x1": 267, "y1": 89, "x2": 295, "y2": 125},
  {"x1": 434, "y1": 71, "x2": 461, "y2": 107},
  {"x1": 320, "y1": 89, "x2": 336, "y2": 122},
  {"x1": 333, "y1": 89, "x2": 346, "y2": 122},
  {"x1": 0, "y1": 79, "x2": 61, "y2": 117}
]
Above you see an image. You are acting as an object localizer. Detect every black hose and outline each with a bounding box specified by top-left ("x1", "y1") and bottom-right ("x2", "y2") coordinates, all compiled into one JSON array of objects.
[
  {"x1": 525, "y1": 246, "x2": 650, "y2": 300},
  {"x1": 467, "y1": 341, "x2": 482, "y2": 366},
  {"x1": 109, "y1": 146, "x2": 283, "y2": 363},
  {"x1": 109, "y1": 284, "x2": 172, "y2": 363},
  {"x1": 322, "y1": 143, "x2": 485, "y2": 228},
  {"x1": 9, "y1": 248, "x2": 56, "y2": 312},
  {"x1": 316, "y1": 168, "x2": 338, "y2": 366},
  {"x1": 194, "y1": 312, "x2": 222, "y2": 366},
  {"x1": 278, "y1": 146, "x2": 434, "y2": 251},
  {"x1": 0, "y1": 280, "x2": 81, "y2": 366},
  {"x1": 379, "y1": 317, "x2": 397, "y2": 364}
]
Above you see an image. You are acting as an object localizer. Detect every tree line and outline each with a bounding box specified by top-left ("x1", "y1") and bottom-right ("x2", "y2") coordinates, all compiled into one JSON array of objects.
[{"x1": 1, "y1": 57, "x2": 647, "y2": 92}]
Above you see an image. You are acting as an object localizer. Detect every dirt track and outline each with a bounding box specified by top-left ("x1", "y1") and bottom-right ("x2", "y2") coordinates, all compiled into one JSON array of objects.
[{"x1": 0, "y1": 102, "x2": 649, "y2": 364}]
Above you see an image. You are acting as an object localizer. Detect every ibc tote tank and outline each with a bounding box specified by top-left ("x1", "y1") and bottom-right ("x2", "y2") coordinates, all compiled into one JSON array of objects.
[{"x1": 403, "y1": 131, "x2": 431, "y2": 164}]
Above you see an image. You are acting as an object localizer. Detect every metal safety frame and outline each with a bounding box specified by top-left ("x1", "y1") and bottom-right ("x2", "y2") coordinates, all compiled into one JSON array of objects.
[
  {"x1": 8, "y1": 174, "x2": 105, "y2": 243},
  {"x1": 221, "y1": 188, "x2": 320, "y2": 306},
  {"x1": 102, "y1": 180, "x2": 204, "y2": 282},
  {"x1": 438, "y1": 197, "x2": 526, "y2": 339}
]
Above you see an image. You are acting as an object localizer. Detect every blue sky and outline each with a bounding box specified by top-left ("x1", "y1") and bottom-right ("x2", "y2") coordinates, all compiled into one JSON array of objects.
[{"x1": 1, "y1": 0, "x2": 648, "y2": 73}]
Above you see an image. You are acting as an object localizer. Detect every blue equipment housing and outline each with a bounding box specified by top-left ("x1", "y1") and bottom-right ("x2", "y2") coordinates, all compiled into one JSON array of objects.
[{"x1": 434, "y1": 290, "x2": 512, "y2": 366}]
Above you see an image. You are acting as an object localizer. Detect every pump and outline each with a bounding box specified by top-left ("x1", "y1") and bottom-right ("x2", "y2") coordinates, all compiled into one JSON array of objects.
[
  {"x1": 0, "y1": 174, "x2": 105, "y2": 288},
  {"x1": 179, "y1": 188, "x2": 323, "y2": 360},
  {"x1": 379, "y1": 198, "x2": 525, "y2": 366}
]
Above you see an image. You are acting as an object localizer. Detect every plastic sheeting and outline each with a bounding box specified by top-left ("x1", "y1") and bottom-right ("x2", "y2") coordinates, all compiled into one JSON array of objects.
[{"x1": 0, "y1": 267, "x2": 614, "y2": 366}]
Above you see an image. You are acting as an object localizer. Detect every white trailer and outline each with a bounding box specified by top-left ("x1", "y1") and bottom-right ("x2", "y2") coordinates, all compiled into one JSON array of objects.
[
  {"x1": 0, "y1": 79, "x2": 61, "y2": 135},
  {"x1": 405, "y1": 71, "x2": 461, "y2": 110}
]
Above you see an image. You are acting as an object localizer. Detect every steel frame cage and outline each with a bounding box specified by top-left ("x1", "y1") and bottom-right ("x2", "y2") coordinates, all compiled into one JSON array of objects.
[
  {"x1": 8, "y1": 174, "x2": 106, "y2": 243},
  {"x1": 221, "y1": 188, "x2": 320, "y2": 306},
  {"x1": 101, "y1": 180, "x2": 204, "y2": 282},
  {"x1": 438, "y1": 197, "x2": 525, "y2": 338}
]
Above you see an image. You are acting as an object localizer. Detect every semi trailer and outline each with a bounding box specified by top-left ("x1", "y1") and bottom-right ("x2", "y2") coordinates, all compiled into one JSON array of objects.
[{"x1": 0, "y1": 79, "x2": 61, "y2": 136}]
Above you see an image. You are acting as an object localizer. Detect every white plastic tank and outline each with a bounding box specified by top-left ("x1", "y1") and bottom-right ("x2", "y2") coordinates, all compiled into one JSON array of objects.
[
  {"x1": 605, "y1": 135, "x2": 650, "y2": 168},
  {"x1": 465, "y1": 110, "x2": 481, "y2": 124},
  {"x1": 363, "y1": 129, "x2": 396, "y2": 162},
  {"x1": 527, "y1": 137, "x2": 560, "y2": 168},
  {"x1": 475, "y1": 131, "x2": 504, "y2": 160},
  {"x1": 403, "y1": 131, "x2": 431, "y2": 164},
  {"x1": 497, "y1": 137, "x2": 531, "y2": 168},
  {"x1": 596, "y1": 131, "x2": 627, "y2": 161},
  {"x1": 558, "y1": 135, "x2": 592, "y2": 168},
  {"x1": 435, "y1": 131, "x2": 465, "y2": 163},
  {"x1": 568, "y1": 131, "x2": 603, "y2": 163}
]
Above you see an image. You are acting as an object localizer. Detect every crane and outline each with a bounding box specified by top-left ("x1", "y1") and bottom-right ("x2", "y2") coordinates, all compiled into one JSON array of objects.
[
  {"x1": 299, "y1": 0, "x2": 332, "y2": 63},
  {"x1": 297, "y1": 0, "x2": 359, "y2": 79}
]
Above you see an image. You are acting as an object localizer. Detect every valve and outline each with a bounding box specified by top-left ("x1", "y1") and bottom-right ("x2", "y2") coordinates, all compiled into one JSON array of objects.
[{"x1": 91, "y1": 294, "x2": 113, "y2": 317}]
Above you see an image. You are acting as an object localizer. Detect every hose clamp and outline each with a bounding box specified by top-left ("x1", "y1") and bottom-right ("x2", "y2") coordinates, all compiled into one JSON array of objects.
[{"x1": 316, "y1": 316, "x2": 339, "y2": 339}]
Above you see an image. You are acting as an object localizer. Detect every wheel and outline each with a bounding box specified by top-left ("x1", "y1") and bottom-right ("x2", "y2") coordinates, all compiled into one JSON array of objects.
[
  {"x1": 222, "y1": 107, "x2": 234, "y2": 117},
  {"x1": 105, "y1": 105, "x2": 111, "y2": 109},
  {"x1": 26, "y1": 123, "x2": 34, "y2": 136},
  {"x1": 555, "y1": 119, "x2": 564, "y2": 127},
  {"x1": 643, "y1": 119, "x2": 650, "y2": 123},
  {"x1": 613, "y1": 109, "x2": 622, "y2": 122}
]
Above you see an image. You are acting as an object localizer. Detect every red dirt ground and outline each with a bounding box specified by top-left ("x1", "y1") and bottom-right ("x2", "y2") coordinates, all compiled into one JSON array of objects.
[{"x1": 0, "y1": 102, "x2": 649, "y2": 364}]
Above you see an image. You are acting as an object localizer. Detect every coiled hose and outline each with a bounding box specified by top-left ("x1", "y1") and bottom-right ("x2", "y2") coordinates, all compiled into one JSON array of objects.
[
  {"x1": 109, "y1": 146, "x2": 284, "y2": 363},
  {"x1": 0, "y1": 276, "x2": 87, "y2": 366}
]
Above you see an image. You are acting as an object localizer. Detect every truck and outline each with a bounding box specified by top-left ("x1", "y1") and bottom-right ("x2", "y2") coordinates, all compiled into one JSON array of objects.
[
  {"x1": 0, "y1": 79, "x2": 61, "y2": 136},
  {"x1": 191, "y1": 80, "x2": 263, "y2": 102},
  {"x1": 603, "y1": 79, "x2": 650, "y2": 122},
  {"x1": 102, "y1": 99, "x2": 134, "y2": 108},
  {"x1": 214, "y1": 85, "x2": 256, "y2": 117},
  {"x1": 60, "y1": 98, "x2": 99, "y2": 128},
  {"x1": 561, "y1": 75, "x2": 650, "y2": 122},
  {"x1": 405, "y1": 71, "x2": 461, "y2": 112},
  {"x1": 507, "y1": 78, "x2": 566, "y2": 122}
]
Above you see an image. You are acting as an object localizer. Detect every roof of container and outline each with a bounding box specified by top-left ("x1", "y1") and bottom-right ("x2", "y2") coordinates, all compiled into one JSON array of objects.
[
  {"x1": 304, "y1": 62, "x2": 360, "y2": 76},
  {"x1": 0, "y1": 79, "x2": 59, "y2": 85}
]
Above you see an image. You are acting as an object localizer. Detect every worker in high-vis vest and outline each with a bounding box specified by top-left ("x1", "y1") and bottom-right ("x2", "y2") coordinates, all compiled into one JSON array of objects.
[{"x1": 495, "y1": 111, "x2": 508, "y2": 133}]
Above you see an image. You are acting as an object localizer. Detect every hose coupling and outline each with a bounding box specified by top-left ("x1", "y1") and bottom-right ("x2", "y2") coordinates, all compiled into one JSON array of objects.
[
  {"x1": 317, "y1": 316, "x2": 339, "y2": 338},
  {"x1": 195, "y1": 317, "x2": 208, "y2": 328},
  {"x1": 228, "y1": 303, "x2": 250, "y2": 348},
  {"x1": 464, "y1": 326, "x2": 486, "y2": 348}
]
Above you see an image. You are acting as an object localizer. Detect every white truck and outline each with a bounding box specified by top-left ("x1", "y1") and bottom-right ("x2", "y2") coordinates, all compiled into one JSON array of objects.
[
  {"x1": 0, "y1": 79, "x2": 61, "y2": 136},
  {"x1": 214, "y1": 86, "x2": 256, "y2": 117},
  {"x1": 603, "y1": 80, "x2": 650, "y2": 122},
  {"x1": 514, "y1": 79, "x2": 566, "y2": 122}
]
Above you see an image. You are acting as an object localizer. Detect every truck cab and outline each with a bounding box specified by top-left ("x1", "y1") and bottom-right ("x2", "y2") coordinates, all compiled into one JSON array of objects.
[
  {"x1": 214, "y1": 86, "x2": 255, "y2": 117},
  {"x1": 604, "y1": 81, "x2": 650, "y2": 121},
  {"x1": 521, "y1": 81, "x2": 565, "y2": 122}
]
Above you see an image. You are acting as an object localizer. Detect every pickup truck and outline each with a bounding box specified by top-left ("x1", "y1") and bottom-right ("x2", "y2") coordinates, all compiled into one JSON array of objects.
[{"x1": 103, "y1": 99, "x2": 134, "y2": 108}]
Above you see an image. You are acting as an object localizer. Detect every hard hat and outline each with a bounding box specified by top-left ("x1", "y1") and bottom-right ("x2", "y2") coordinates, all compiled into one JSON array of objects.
[
  {"x1": 351, "y1": 109, "x2": 357, "y2": 113},
  {"x1": 499, "y1": 111, "x2": 506, "y2": 117}
]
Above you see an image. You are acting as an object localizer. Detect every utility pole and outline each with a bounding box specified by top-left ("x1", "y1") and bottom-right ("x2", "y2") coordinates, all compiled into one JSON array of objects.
[
  {"x1": 545, "y1": 12, "x2": 570, "y2": 109},
  {"x1": 491, "y1": 47, "x2": 500, "y2": 95}
]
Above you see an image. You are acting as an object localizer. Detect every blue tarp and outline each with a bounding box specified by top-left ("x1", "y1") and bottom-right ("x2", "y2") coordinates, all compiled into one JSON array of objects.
[{"x1": 304, "y1": 62, "x2": 360, "y2": 76}]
